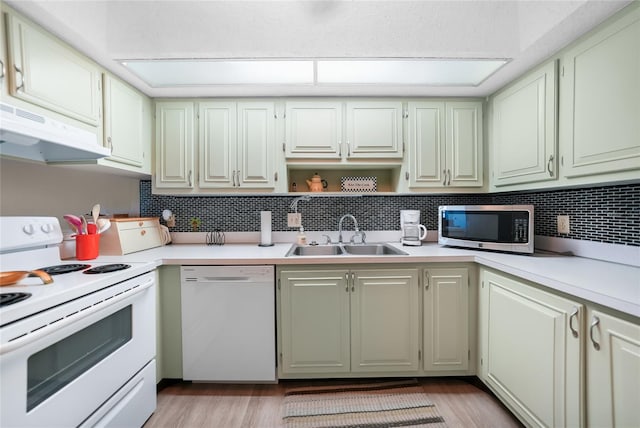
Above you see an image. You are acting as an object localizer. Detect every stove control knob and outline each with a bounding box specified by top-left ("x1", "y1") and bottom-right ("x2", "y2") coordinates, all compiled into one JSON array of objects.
[
  {"x1": 41, "y1": 223, "x2": 53, "y2": 233},
  {"x1": 22, "y1": 224, "x2": 35, "y2": 235}
]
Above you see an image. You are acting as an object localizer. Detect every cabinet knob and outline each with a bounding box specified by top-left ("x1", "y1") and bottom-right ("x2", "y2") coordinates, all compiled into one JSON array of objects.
[
  {"x1": 141, "y1": 230, "x2": 146, "y2": 236},
  {"x1": 138, "y1": 222, "x2": 144, "y2": 226}
]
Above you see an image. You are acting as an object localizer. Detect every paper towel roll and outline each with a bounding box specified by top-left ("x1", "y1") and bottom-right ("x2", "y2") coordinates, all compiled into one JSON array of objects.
[{"x1": 260, "y1": 211, "x2": 272, "y2": 246}]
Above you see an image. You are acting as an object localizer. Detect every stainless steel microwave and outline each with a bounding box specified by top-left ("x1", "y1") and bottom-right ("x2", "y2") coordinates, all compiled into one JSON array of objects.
[{"x1": 438, "y1": 205, "x2": 534, "y2": 254}]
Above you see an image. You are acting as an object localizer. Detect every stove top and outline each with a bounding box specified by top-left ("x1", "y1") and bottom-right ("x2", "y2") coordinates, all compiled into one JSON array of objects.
[
  {"x1": 83, "y1": 264, "x2": 131, "y2": 274},
  {"x1": 36, "y1": 264, "x2": 91, "y2": 275},
  {"x1": 0, "y1": 292, "x2": 32, "y2": 307}
]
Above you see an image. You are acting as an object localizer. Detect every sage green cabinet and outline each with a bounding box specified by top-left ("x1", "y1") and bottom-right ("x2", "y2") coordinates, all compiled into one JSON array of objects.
[
  {"x1": 103, "y1": 74, "x2": 148, "y2": 170},
  {"x1": 155, "y1": 101, "x2": 195, "y2": 189},
  {"x1": 479, "y1": 269, "x2": 583, "y2": 427},
  {"x1": 407, "y1": 101, "x2": 483, "y2": 188},
  {"x1": 285, "y1": 101, "x2": 343, "y2": 159},
  {"x1": 198, "y1": 102, "x2": 238, "y2": 188},
  {"x1": 345, "y1": 101, "x2": 404, "y2": 159},
  {"x1": 278, "y1": 267, "x2": 420, "y2": 377},
  {"x1": 5, "y1": 12, "x2": 102, "y2": 127},
  {"x1": 491, "y1": 60, "x2": 558, "y2": 187},
  {"x1": 235, "y1": 102, "x2": 277, "y2": 188},
  {"x1": 586, "y1": 308, "x2": 640, "y2": 428},
  {"x1": 423, "y1": 267, "x2": 469, "y2": 372},
  {"x1": 559, "y1": 5, "x2": 640, "y2": 178}
]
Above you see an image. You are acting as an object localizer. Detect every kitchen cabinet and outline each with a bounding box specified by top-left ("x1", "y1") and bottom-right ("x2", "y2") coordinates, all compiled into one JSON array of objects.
[
  {"x1": 406, "y1": 101, "x2": 483, "y2": 189},
  {"x1": 4, "y1": 12, "x2": 102, "y2": 127},
  {"x1": 284, "y1": 101, "x2": 343, "y2": 159},
  {"x1": 479, "y1": 268, "x2": 583, "y2": 427},
  {"x1": 155, "y1": 101, "x2": 195, "y2": 189},
  {"x1": 103, "y1": 74, "x2": 148, "y2": 170},
  {"x1": 423, "y1": 267, "x2": 469, "y2": 372},
  {"x1": 586, "y1": 308, "x2": 640, "y2": 428},
  {"x1": 0, "y1": 12, "x2": 6, "y2": 96},
  {"x1": 278, "y1": 267, "x2": 420, "y2": 377},
  {"x1": 154, "y1": 100, "x2": 277, "y2": 193},
  {"x1": 284, "y1": 100, "x2": 403, "y2": 161},
  {"x1": 491, "y1": 60, "x2": 558, "y2": 188},
  {"x1": 559, "y1": 5, "x2": 640, "y2": 179}
]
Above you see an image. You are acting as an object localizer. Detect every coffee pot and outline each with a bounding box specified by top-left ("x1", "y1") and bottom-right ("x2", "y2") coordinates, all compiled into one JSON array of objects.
[
  {"x1": 400, "y1": 210, "x2": 427, "y2": 246},
  {"x1": 306, "y1": 173, "x2": 328, "y2": 192}
]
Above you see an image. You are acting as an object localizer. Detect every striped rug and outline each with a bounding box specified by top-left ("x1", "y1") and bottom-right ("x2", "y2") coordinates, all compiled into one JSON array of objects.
[{"x1": 282, "y1": 379, "x2": 447, "y2": 428}]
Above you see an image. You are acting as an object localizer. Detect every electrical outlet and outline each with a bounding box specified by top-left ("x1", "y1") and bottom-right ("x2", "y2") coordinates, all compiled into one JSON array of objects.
[
  {"x1": 557, "y1": 215, "x2": 570, "y2": 234},
  {"x1": 288, "y1": 213, "x2": 301, "y2": 228}
]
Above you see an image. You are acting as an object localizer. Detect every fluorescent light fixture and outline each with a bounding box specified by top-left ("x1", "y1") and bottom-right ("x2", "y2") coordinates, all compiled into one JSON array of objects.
[
  {"x1": 120, "y1": 58, "x2": 508, "y2": 87},
  {"x1": 121, "y1": 59, "x2": 314, "y2": 86},
  {"x1": 317, "y1": 59, "x2": 508, "y2": 86}
]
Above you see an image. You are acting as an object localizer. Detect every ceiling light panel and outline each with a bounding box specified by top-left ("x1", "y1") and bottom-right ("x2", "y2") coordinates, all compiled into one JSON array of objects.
[
  {"x1": 317, "y1": 59, "x2": 508, "y2": 86},
  {"x1": 121, "y1": 60, "x2": 314, "y2": 86}
]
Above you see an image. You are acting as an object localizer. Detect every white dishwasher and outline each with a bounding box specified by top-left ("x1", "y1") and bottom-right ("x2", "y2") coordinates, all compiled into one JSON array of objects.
[{"x1": 180, "y1": 265, "x2": 276, "y2": 382}]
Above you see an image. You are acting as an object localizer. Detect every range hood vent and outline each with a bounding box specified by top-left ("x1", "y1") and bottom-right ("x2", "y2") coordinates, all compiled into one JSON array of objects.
[{"x1": 0, "y1": 103, "x2": 110, "y2": 163}]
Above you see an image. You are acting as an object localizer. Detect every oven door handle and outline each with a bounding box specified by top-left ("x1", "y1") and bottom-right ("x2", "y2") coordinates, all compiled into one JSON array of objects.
[{"x1": 0, "y1": 277, "x2": 154, "y2": 355}]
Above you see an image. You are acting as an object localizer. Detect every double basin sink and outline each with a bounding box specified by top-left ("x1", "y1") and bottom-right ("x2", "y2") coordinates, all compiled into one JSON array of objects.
[{"x1": 286, "y1": 243, "x2": 408, "y2": 257}]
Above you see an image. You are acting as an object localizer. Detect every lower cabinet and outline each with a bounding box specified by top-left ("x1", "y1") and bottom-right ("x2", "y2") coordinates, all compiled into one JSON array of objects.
[
  {"x1": 479, "y1": 269, "x2": 583, "y2": 427},
  {"x1": 423, "y1": 268, "x2": 469, "y2": 372},
  {"x1": 586, "y1": 308, "x2": 640, "y2": 428},
  {"x1": 278, "y1": 267, "x2": 420, "y2": 377}
]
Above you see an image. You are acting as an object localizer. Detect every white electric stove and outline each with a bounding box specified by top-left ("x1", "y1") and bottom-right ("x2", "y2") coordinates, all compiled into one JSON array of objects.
[{"x1": 0, "y1": 216, "x2": 157, "y2": 427}]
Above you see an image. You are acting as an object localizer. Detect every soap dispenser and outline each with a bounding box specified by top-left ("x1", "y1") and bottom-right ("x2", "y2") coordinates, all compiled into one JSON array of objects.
[{"x1": 296, "y1": 227, "x2": 307, "y2": 245}]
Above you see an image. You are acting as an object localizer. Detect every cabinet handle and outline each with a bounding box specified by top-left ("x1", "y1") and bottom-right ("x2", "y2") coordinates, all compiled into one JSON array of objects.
[
  {"x1": 14, "y1": 65, "x2": 24, "y2": 91},
  {"x1": 236, "y1": 170, "x2": 241, "y2": 187},
  {"x1": 351, "y1": 273, "x2": 355, "y2": 292},
  {"x1": 442, "y1": 170, "x2": 447, "y2": 185},
  {"x1": 405, "y1": 171, "x2": 409, "y2": 181},
  {"x1": 188, "y1": 170, "x2": 193, "y2": 187},
  {"x1": 590, "y1": 316, "x2": 601, "y2": 350},
  {"x1": 424, "y1": 271, "x2": 429, "y2": 290},
  {"x1": 0, "y1": 59, "x2": 5, "y2": 79},
  {"x1": 447, "y1": 169, "x2": 451, "y2": 186},
  {"x1": 347, "y1": 141, "x2": 351, "y2": 157},
  {"x1": 107, "y1": 136, "x2": 113, "y2": 150},
  {"x1": 274, "y1": 172, "x2": 278, "y2": 182},
  {"x1": 547, "y1": 155, "x2": 554, "y2": 176},
  {"x1": 569, "y1": 307, "x2": 579, "y2": 338},
  {"x1": 338, "y1": 141, "x2": 342, "y2": 157},
  {"x1": 344, "y1": 272, "x2": 349, "y2": 292}
]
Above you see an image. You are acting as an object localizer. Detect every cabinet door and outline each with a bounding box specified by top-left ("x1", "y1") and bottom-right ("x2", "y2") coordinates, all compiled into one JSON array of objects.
[
  {"x1": 346, "y1": 102, "x2": 403, "y2": 158},
  {"x1": 0, "y1": 12, "x2": 7, "y2": 96},
  {"x1": 351, "y1": 269, "x2": 420, "y2": 372},
  {"x1": 479, "y1": 269, "x2": 583, "y2": 427},
  {"x1": 237, "y1": 102, "x2": 276, "y2": 188},
  {"x1": 279, "y1": 270, "x2": 350, "y2": 374},
  {"x1": 446, "y1": 102, "x2": 483, "y2": 187},
  {"x1": 6, "y1": 14, "x2": 101, "y2": 126},
  {"x1": 560, "y1": 7, "x2": 640, "y2": 178},
  {"x1": 199, "y1": 102, "x2": 237, "y2": 188},
  {"x1": 285, "y1": 101, "x2": 342, "y2": 158},
  {"x1": 423, "y1": 268, "x2": 469, "y2": 372},
  {"x1": 492, "y1": 60, "x2": 557, "y2": 186},
  {"x1": 155, "y1": 102, "x2": 194, "y2": 189},
  {"x1": 586, "y1": 308, "x2": 640, "y2": 428},
  {"x1": 407, "y1": 102, "x2": 446, "y2": 187},
  {"x1": 103, "y1": 75, "x2": 144, "y2": 168}
]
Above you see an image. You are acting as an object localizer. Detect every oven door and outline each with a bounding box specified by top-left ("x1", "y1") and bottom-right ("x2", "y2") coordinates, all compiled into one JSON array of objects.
[{"x1": 0, "y1": 272, "x2": 156, "y2": 427}]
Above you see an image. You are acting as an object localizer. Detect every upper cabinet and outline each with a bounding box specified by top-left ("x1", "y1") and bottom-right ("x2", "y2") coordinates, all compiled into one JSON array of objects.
[
  {"x1": 559, "y1": 5, "x2": 640, "y2": 179},
  {"x1": 154, "y1": 100, "x2": 278, "y2": 194},
  {"x1": 406, "y1": 101, "x2": 483, "y2": 189},
  {"x1": 103, "y1": 75, "x2": 148, "y2": 170},
  {"x1": 284, "y1": 100, "x2": 403, "y2": 161},
  {"x1": 491, "y1": 60, "x2": 558, "y2": 188},
  {"x1": 4, "y1": 12, "x2": 102, "y2": 127}
]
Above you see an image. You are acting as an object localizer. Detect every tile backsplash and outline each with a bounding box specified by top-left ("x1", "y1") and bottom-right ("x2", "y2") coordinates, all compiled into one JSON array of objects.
[{"x1": 140, "y1": 182, "x2": 640, "y2": 246}]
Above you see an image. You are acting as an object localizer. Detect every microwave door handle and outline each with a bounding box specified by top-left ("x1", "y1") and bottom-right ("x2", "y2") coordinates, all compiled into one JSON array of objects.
[{"x1": 0, "y1": 277, "x2": 153, "y2": 356}]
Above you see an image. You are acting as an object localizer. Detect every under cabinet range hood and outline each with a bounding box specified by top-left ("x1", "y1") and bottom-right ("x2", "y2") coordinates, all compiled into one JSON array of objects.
[{"x1": 0, "y1": 102, "x2": 110, "y2": 163}]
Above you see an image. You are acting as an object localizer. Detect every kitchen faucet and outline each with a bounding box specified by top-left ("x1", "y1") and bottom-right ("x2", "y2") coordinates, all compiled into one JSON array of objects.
[{"x1": 338, "y1": 214, "x2": 366, "y2": 244}]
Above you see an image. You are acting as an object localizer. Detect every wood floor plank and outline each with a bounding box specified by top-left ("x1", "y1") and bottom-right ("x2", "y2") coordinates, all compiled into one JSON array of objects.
[{"x1": 144, "y1": 378, "x2": 523, "y2": 428}]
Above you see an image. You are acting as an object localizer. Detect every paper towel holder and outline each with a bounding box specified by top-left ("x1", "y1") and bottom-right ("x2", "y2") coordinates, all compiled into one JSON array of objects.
[{"x1": 258, "y1": 210, "x2": 275, "y2": 247}]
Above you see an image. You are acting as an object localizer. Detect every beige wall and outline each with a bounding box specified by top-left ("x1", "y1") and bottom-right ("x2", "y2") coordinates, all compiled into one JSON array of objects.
[{"x1": 0, "y1": 158, "x2": 141, "y2": 230}]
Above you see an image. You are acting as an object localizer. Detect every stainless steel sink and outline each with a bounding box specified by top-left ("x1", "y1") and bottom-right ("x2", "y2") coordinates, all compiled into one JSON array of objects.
[
  {"x1": 286, "y1": 244, "x2": 344, "y2": 256},
  {"x1": 342, "y1": 243, "x2": 408, "y2": 256},
  {"x1": 286, "y1": 243, "x2": 407, "y2": 257}
]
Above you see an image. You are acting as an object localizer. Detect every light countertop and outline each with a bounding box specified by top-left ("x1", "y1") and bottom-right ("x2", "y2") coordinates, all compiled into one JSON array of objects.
[{"x1": 91, "y1": 242, "x2": 640, "y2": 318}]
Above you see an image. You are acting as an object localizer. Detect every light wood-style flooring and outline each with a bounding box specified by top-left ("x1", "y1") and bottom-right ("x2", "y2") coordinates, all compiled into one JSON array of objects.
[{"x1": 144, "y1": 377, "x2": 523, "y2": 428}]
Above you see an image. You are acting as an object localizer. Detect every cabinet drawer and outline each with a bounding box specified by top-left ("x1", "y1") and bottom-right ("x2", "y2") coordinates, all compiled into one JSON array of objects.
[{"x1": 115, "y1": 219, "x2": 160, "y2": 231}]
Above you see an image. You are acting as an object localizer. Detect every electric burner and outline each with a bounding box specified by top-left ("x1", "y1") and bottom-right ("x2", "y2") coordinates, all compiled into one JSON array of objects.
[
  {"x1": 83, "y1": 264, "x2": 131, "y2": 274},
  {"x1": 35, "y1": 264, "x2": 91, "y2": 275},
  {"x1": 0, "y1": 292, "x2": 32, "y2": 307}
]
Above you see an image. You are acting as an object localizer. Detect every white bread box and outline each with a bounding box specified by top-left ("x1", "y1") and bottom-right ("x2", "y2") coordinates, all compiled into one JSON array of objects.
[{"x1": 100, "y1": 217, "x2": 163, "y2": 255}]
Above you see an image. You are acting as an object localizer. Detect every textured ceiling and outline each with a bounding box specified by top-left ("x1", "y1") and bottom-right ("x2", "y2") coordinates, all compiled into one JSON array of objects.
[{"x1": 5, "y1": 0, "x2": 633, "y2": 97}]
